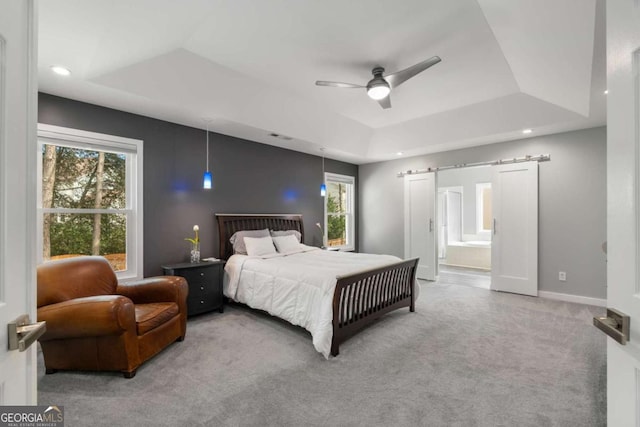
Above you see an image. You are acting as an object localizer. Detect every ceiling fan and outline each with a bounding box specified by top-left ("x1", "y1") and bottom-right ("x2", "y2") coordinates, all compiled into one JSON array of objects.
[{"x1": 315, "y1": 56, "x2": 441, "y2": 109}]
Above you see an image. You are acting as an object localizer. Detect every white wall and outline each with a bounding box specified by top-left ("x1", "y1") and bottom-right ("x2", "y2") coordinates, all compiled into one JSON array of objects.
[{"x1": 359, "y1": 127, "x2": 606, "y2": 299}]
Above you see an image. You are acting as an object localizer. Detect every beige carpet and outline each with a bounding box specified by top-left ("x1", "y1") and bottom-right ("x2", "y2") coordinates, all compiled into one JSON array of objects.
[{"x1": 38, "y1": 278, "x2": 606, "y2": 426}]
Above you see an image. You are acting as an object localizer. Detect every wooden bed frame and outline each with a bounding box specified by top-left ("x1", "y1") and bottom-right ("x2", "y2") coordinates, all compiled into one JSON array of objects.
[{"x1": 215, "y1": 213, "x2": 419, "y2": 356}]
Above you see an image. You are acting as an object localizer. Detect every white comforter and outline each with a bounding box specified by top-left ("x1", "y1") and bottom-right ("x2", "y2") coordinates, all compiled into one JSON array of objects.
[{"x1": 224, "y1": 246, "x2": 409, "y2": 358}]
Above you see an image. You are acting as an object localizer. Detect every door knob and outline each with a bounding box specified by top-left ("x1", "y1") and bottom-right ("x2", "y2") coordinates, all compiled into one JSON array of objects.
[
  {"x1": 8, "y1": 314, "x2": 46, "y2": 352},
  {"x1": 593, "y1": 308, "x2": 630, "y2": 345}
]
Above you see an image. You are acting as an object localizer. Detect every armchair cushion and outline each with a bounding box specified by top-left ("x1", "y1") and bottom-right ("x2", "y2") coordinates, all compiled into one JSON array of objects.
[{"x1": 135, "y1": 303, "x2": 179, "y2": 335}]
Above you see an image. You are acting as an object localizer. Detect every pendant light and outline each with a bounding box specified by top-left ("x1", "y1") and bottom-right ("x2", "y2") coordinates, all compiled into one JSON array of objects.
[
  {"x1": 320, "y1": 148, "x2": 326, "y2": 197},
  {"x1": 203, "y1": 120, "x2": 212, "y2": 189}
]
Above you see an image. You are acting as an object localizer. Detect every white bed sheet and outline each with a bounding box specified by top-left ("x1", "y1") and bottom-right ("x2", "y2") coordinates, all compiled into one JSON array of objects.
[{"x1": 224, "y1": 246, "x2": 411, "y2": 358}]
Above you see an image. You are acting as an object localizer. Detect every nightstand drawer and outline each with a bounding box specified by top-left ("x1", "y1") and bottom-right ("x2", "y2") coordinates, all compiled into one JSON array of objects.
[
  {"x1": 181, "y1": 268, "x2": 217, "y2": 287},
  {"x1": 187, "y1": 291, "x2": 223, "y2": 316}
]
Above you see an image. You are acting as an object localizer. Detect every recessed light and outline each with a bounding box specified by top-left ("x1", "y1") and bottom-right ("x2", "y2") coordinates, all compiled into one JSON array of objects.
[
  {"x1": 604, "y1": 90, "x2": 608, "y2": 95},
  {"x1": 51, "y1": 66, "x2": 71, "y2": 76},
  {"x1": 396, "y1": 152, "x2": 404, "y2": 156},
  {"x1": 522, "y1": 129, "x2": 533, "y2": 134}
]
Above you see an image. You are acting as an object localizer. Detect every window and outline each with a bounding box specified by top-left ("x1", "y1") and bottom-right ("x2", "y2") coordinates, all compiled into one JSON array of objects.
[
  {"x1": 37, "y1": 124, "x2": 143, "y2": 280},
  {"x1": 476, "y1": 182, "x2": 492, "y2": 234},
  {"x1": 324, "y1": 173, "x2": 355, "y2": 251}
]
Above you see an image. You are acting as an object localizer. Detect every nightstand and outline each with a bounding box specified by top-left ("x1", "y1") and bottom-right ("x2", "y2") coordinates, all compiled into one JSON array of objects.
[{"x1": 162, "y1": 260, "x2": 225, "y2": 316}]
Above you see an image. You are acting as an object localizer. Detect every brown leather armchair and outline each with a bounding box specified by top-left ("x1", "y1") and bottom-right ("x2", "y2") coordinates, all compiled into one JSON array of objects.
[{"x1": 37, "y1": 256, "x2": 188, "y2": 378}]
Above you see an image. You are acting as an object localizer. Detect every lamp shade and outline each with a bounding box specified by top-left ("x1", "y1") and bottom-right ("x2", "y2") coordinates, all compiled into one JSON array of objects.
[
  {"x1": 320, "y1": 183, "x2": 326, "y2": 197},
  {"x1": 203, "y1": 171, "x2": 212, "y2": 189}
]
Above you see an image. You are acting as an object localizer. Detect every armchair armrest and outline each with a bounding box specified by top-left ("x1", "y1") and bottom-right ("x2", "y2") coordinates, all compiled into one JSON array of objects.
[
  {"x1": 117, "y1": 276, "x2": 188, "y2": 306},
  {"x1": 37, "y1": 295, "x2": 135, "y2": 341}
]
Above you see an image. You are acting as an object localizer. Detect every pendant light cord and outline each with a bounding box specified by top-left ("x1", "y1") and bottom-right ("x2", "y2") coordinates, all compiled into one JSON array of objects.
[{"x1": 206, "y1": 123, "x2": 210, "y2": 171}]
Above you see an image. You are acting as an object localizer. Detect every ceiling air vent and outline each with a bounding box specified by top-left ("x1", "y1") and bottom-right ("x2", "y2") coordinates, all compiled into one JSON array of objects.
[{"x1": 269, "y1": 132, "x2": 293, "y2": 141}]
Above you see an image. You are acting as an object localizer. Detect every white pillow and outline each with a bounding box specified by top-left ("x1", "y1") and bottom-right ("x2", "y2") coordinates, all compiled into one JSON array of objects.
[
  {"x1": 270, "y1": 229, "x2": 302, "y2": 242},
  {"x1": 272, "y1": 234, "x2": 302, "y2": 253},
  {"x1": 229, "y1": 228, "x2": 270, "y2": 254},
  {"x1": 243, "y1": 236, "x2": 277, "y2": 256}
]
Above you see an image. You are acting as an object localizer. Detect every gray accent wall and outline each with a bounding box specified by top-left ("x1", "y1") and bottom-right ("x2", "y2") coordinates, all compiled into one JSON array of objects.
[
  {"x1": 359, "y1": 127, "x2": 607, "y2": 299},
  {"x1": 38, "y1": 93, "x2": 358, "y2": 276}
]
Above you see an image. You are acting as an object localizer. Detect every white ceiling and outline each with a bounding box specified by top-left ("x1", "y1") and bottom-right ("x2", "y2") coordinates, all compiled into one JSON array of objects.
[{"x1": 38, "y1": 0, "x2": 605, "y2": 164}]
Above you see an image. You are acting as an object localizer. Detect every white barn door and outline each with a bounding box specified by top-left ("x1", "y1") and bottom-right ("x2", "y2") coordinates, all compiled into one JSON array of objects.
[
  {"x1": 490, "y1": 162, "x2": 538, "y2": 296},
  {"x1": 0, "y1": 0, "x2": 38, "y2": 404},
  {"x1": 404, "y1": 173, "x2": 436, "y2": 280},
  {"x1": 604, "y1": 0, "x2": 640, "y2": 424}
]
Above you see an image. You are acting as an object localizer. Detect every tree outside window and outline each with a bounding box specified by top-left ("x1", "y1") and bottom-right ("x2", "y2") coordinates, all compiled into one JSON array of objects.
[{"x1": 42, "y1": 145, "x2": 127, "y2": 270}]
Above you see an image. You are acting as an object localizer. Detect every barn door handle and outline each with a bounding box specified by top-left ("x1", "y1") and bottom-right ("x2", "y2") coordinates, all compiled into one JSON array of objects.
[
  {"x1": 493, "y1": 218, "x2": 496, "y2": 235},
  {"x1": 593, "y1": 308, "x2": 630, "y2": 345},
  {"x1": 429, "y1": 219, "x2": 433, "y2": 232},
  {"x1": 8, "y1": 314, "x2": 46, "y2": 352}
]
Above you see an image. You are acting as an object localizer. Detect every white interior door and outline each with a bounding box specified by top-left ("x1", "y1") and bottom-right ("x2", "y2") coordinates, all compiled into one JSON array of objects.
[
  {"x1": 404, "y1": 173, "x2": 436, "y2": 280},
  {"x1": 490, "y1": 162, "x2": 538, "y2": 296},
  {"x1": 0, "y1": 0, "x2": 38, "y2": 404},
  {"x1": 605, "y1": 1, "x2": 640, "y2": 425}
]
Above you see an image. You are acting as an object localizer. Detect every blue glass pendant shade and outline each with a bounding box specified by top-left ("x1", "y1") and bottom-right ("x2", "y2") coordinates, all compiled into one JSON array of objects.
[{"x1": 203, "y1": 171, "x2": 212, "y2": 189}]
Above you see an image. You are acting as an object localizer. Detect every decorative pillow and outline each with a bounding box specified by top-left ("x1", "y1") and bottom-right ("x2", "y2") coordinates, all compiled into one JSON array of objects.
[
  {"x1": 230, "y1": 228, "x2": 270, "y2": 254},
  {"x1": 270, "y1": 229, "x2": 302, "y2": 242},
  {"x1": 272, "y1": 234, "x2": 302, "y2": 253},
  {"x1": 243, "y1": 236, "x2": 277, "y2": 257}
]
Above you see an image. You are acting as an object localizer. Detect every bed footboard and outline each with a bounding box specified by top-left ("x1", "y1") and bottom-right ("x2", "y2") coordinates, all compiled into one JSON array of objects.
[{"x1": 331, "y1": 258, "x2": 419, "y2": 356}]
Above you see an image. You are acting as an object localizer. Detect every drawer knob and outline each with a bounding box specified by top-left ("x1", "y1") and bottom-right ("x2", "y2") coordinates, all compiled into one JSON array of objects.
[
  {"x1": 200, "y1": 272, "x2": 204, "y2": 276},
  {"x1": 200, "y1": 300, "x2": 204, "y2": 304},
  {"x1": 200, "y1": 286, "x2": 204, "y2": 290}
]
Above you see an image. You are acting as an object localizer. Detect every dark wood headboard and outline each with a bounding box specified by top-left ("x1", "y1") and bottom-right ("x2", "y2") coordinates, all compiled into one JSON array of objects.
[{"x1": 215, "y1": 214, "x2": 304, "y2": 260}]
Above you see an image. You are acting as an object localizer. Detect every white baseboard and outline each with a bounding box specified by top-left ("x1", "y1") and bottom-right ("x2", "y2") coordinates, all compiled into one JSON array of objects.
[{"x1": 538, "y1": 290, "x2": 606, "y2": 307}]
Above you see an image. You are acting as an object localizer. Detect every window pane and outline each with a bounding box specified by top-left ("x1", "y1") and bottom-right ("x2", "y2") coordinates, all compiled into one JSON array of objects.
[
  {"x1": 328, "y1": 214, "x2": 346, "y2": 247},
  {"x1": 482, "y1": 187, "x2": 492, "y2": 230},
  {"x1": 42, "y1": 144, "x2": 126, "y2": 209},
  {"x1": 43, "y1": 213, "x2": 127, "y2": 272},
  {"x1": 327, "y1": 182, "x2": 348, "y2": 213}
]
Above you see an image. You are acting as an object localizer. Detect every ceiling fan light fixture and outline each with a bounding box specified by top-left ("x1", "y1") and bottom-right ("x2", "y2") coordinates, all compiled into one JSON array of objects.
[
  {"x1": 367, "y1": 80, "x2": 391, "y2": 101},
  {"x1": 367, "y1": 77, "x2": 390, "y2": 100}
]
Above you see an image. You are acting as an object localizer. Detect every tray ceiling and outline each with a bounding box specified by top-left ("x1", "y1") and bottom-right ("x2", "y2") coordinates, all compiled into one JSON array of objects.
[{"x1": 38, "y1": 0, "x2": 604, "y2": 164}]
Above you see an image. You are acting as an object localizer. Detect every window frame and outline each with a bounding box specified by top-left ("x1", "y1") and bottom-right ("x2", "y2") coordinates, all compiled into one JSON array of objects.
[
  {"x1": 324, "y1": 172, "x2": 355, "y2": 251},
  {"x1": 475, "y1": 182, "x2": 492, "y2": 237},
  {"x1": 36, "y1": 124, "x2": 144, "y2": 281}
]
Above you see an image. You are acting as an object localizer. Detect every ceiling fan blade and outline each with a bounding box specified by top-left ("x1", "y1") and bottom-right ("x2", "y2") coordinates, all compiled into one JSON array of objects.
[
  {"x1": 377, "y1": 95, "x2": 391, "y2": 109},
  {"x1": 385, "y1": 56, "x2": 441, "y2": 88},
  {"x1": 315, "y1": 81, "x2": 365, "y2": 89}
]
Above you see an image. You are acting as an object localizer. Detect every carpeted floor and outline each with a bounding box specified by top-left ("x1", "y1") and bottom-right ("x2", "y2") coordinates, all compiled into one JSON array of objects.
[{"x1": 38, "y1": 279, "x2": 606, "y2": 427}]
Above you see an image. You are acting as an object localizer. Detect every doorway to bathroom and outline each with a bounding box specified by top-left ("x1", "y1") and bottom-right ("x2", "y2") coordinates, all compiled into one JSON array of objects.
[{"x1": 437, "y1": 166, "x2": 492, "y2": 288}]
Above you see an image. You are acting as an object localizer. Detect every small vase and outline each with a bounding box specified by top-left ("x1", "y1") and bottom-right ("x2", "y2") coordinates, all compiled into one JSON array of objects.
[{"x1": 190, "y1": 242, "x2": 200, "y2": 263}]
